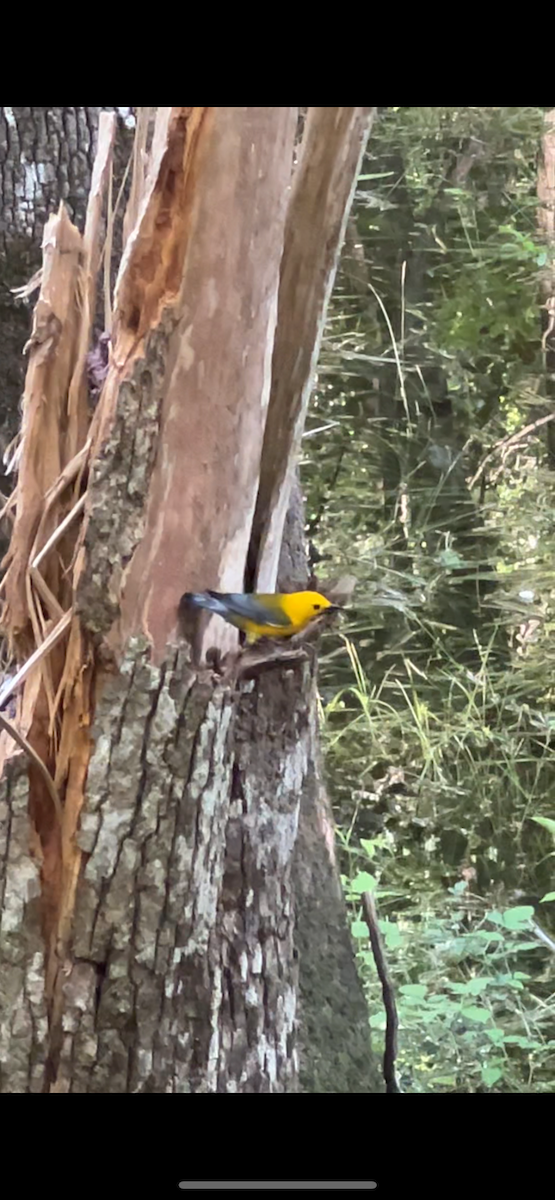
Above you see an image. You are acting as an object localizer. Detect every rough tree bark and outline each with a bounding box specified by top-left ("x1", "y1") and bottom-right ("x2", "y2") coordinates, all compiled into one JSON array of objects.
[{"x1": 0, "y1": 106, "x2": 379, "y2": 1093}]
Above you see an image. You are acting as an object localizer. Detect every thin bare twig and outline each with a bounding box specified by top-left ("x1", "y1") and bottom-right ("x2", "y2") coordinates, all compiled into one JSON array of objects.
[
  {"x1": 28, "y1": 568, "x2": 65, "y2": 622},
  {"x1": 366, "y1": 279, "x2": 411, "y2": 426},
  {"x1": 362, "y1": 890, "x2": 401, "y2": 1094},
  {"x1": 11, "y1": 269, "x2": 43, "y2": 301},
  {"x1": 32, "y1": 494, "x2": 86, "y2": 571},
  {"x1": 532, "y1": 921, "x2": 555, "y2": 955},
  {"x1": 0, "y1": 711, "x2": 62, "y2": 824},
  {"x1": 0, "y1": 609, "x2": 73, "y2": 710},
  {"x1": 469, "y1": 412, "x2": 555, "y2": 489}
]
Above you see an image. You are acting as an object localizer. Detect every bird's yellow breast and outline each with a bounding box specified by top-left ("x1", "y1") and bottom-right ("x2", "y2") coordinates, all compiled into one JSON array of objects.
[{"x1": 242, "y1": 591, "x2": 333, "y2": 640}]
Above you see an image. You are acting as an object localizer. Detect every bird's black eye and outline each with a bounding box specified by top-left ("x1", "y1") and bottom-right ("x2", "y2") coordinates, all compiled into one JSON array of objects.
[{"x1": 313, "y1": 603, "x2": 321, "y2": 610}]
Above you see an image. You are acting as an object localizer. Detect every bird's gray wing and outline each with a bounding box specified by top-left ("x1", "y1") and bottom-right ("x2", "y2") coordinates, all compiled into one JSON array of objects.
[{"x1": 207, "y1": 592, "x2": 291, "y2": 628}]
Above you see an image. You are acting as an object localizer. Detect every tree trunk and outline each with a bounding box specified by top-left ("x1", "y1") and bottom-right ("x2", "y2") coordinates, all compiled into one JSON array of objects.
[{"x1": 0, "y1": 106, "x2": 379, "y2": 1093}]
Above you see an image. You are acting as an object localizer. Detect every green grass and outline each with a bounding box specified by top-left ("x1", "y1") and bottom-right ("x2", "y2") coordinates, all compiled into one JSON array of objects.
[{"x1": 321, "y1": 637, "x2": 555, "y2": 1093}]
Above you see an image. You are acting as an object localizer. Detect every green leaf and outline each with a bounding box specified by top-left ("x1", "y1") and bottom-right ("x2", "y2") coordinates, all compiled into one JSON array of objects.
[
  {"x1": 437, "y1": 548, "x2": 465, "y2": 570},
  {"x1": 350, "y1": 871, "x2": 377, "y2": 894},
  {"x1": 503, "y1": 1035, "x2": 533, "y2": 1047},
  {"x1": 540, "y1": 892, "x2": 555, "y2": 903},
  {"x1": 447, "y1": 979, "x2": 489, "y2": 996},
  {"x1": 485, "y1": 1028, "x2": 505, "y2": 1045},
  {"x1": 466, "y1": 978, "x2": 490, "y2": 995},
  {"x1": 425, "y1": 995, "x2": 457, "y2": 1010},
  {"x1": 397, "y1": 995, "x2": 423, "y2": 1008},
  {"x1": 533, "y1": 816, "x2": 555, "y2": 838},
  {"x1": 351, "y1": 920, "x2": 369, "y2": 939},
  {"x1": 399, "y1": 984, "x2": 428, "y2": 999},
  {"x1": 496, "y1": 972, "x2": 522, "y2": 986},
  {"x1": 461, "y1": 1006, "x2": 491, "y2": 1024},
  {"x1": 501, "y1": 906, "x2": 534, "y2": 930},
  {"x1": 369, "y1": 1014, "x2": 386, "y2": 1030},
  {"x1": 381, "y1": 922, "x2": 404, "y2": 950},
  {"x1": 481, "y1": 1066, "x2": 503, "y2": 1087}
]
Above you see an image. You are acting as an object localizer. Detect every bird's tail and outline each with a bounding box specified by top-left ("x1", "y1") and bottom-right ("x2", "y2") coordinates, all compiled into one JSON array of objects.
[{"x1": 179, "y1": 592, "x2": 228, "y2": 618}]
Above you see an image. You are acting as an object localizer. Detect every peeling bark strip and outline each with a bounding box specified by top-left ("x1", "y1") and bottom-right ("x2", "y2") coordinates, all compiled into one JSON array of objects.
[
  {"x1": 250, "y1": 107, "x2": 376, "y2": 592},
  {"x1": 66, "y1": 113, "x2": 117, "y2": 461}
]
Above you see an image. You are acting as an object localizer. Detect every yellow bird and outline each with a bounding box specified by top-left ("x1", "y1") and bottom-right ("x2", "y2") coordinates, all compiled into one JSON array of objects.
[{"x1": 179, "y1": 590, "x2": 339, "y2": 643}]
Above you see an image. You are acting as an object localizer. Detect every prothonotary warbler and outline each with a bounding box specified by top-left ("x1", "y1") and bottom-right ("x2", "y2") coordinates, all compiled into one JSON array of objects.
[{"x1": 180, "y1": 590, "x2": 339, "y2": 643}]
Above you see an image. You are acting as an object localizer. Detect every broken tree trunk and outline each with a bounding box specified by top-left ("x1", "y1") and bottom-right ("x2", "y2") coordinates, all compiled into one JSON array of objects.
[{"x1": 0, "y1": 106, "x2": 379, "y2": 1093}]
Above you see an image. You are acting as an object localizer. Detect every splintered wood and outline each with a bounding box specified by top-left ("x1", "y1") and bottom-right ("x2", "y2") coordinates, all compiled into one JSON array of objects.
[
  {"x1": 1, "y1": 112, "x2": 117, "y2": 661},
  {"x1": 2, "y1": 204, "x2": 82, "y2": 642},
  {"x1": 0, "y1": 116, "x2": 117, "y2": 927}
]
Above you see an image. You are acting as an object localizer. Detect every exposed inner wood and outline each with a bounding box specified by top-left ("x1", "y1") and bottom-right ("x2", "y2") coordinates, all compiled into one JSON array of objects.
[
  {"x1": 113, "y1": 107, "x2": 298, "y2": 662},
  {"x1": 249, "y1": 107, "x2": 375, "y2": 592}
]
